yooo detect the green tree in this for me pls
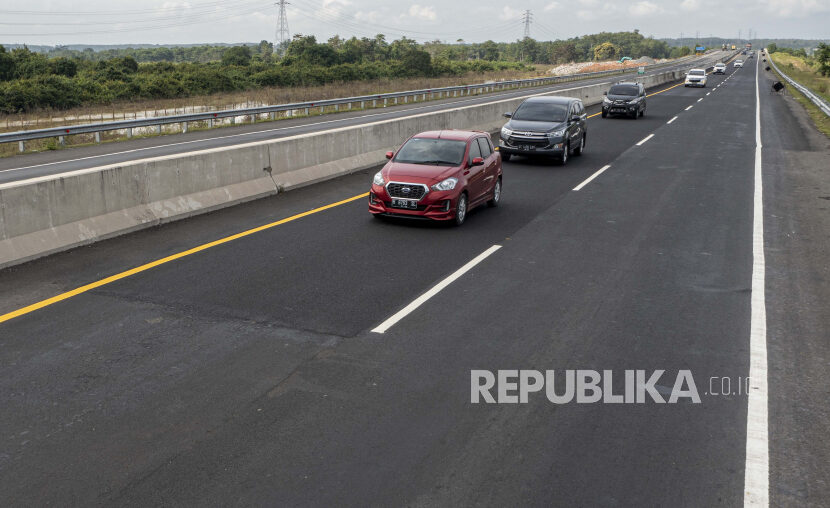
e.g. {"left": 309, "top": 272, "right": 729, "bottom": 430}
{"left": 815, "top": 43, "right": 830, "bottom": 76}
{"left": 0, "top": 45, "right": 15, "bottom": 81}
{"left": 221, "top": 46, "right": 252, "bottom": 66}
{"left": 593, "top": 42, "right": 620, "bottom": 61}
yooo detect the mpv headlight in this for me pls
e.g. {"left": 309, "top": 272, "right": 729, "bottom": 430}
{"left": 373, "top": 171, "right": 385, "bottom": 186}
{"left": 501, "top": 126, "right": 513, "bottom": 138}
{"left": 431, "top": 177, "right": 458, "bottom": 191}
{"left": 549, "top": 129, "right": 566, "bottom": 138}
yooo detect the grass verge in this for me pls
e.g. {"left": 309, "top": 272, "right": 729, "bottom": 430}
{"left": 768, "top": 54, "right": 830, "bottom": 139}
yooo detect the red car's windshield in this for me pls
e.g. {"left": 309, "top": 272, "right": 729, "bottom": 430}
{"left": 394, "top": 138, "right": 467, "bottom": 166}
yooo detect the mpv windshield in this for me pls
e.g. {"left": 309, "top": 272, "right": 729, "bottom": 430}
{"left": 609, "top": 85, "right": 639, "bottom": 96}
{"left": 513, "top": 102, "right": 568, "bottom": 122}
{"left": 689, "top": 70, "right": 705, "bottom": 76}
{"left": 394, "top": 138, "right": 467, "bottom": 165}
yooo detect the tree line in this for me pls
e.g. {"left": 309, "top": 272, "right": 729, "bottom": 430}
{"left": 0, "top": 31, "right": 681, "bottom": 114}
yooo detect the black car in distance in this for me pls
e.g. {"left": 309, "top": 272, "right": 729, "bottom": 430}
{"left": 601, "top": 82, "right": 647, "bottom": 119}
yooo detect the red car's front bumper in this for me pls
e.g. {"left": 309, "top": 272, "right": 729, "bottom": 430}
{"left": 368, "top": 184, "right": 459, "bottom": 221}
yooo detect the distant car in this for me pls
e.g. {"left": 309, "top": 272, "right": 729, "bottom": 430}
{"left": 713, "top": 63, "right": 727, "bottom": 74}
{"left": 601, "top": 82, "right": 647, "bottom": 119}
{"left": 499, "top": 96, "right": 587, "bottom": 165}
{"left": 369, "top": 130, "right": 502, "bottom": 225}
{"left": 734, "top": 60, "right": 744, "bottom": 68}
{"left": 684, "top": 69, "right": 708, "bottom": 87}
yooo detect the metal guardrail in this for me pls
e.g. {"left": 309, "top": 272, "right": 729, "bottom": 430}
{"left": 767, "top": 52, "right": 830, "bottom": 117}
{"left": 0, "top": 53, "right": 714, "bottom": 151}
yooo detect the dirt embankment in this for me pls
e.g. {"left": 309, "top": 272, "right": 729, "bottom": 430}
{"left": 548, "top": 56, "right": 667, "bottom": 76}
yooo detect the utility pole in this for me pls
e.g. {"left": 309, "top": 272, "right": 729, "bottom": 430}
{"left": 275, "top": 0, "right": 290, "bottom": 53}
{"left": 522, "top": 10, "right": 532, "bottom": 39}
{"left": 738, "top": 29, "right": 742, "bottom": 42}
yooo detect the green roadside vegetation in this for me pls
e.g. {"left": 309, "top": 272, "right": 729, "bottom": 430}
{"left": 0, "top": 31, "right": 685, "bottom": 114}
{"left": 768, "top": 44, "right": 830, "bottom": 138}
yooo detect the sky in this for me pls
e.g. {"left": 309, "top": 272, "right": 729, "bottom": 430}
{"left": 0, "top": 0, "right": 828, "bottom": 47}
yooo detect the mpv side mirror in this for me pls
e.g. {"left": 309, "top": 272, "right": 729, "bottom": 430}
{"left": 385, "top": 151, "right": 394, "bottom": 159}
{"left": 471, "top": 157, "right": 484, "bottom": 166}
{"left": 571, "top": 115, "right": 581, "bottom": 123}
{"left": 503, "top": 112, "right": 512, "bottom": 118}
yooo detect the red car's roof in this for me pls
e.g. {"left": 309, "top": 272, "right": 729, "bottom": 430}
{"left": 411, "top": 130, "right": 483, "bottom": 141}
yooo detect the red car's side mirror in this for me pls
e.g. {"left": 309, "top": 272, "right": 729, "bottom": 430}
{"left": 471, "top": 157, "right": 484, "bottom": 166}
{"left": 385, "top": 151, "right": 394, "bottom": 159}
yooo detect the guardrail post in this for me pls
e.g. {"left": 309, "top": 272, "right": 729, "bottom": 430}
{"left": 18, "top": 141, "right": 24, "bottom": 152}
{"left": 348, "top": 103, "right": 352, "bottom": 110}
{"left": 383, "top": 98, "right": 387, "bottom": 107}
{"left": 59, "top": 135, "right": 66, "bottom": 145}
{"left": 270, "top": 112, "right": 275, "bottom": 120}
{"left": 209, "top": 118, "right": 214, "bottom": 127}
{"left": 156, "top": 125, "right": 162, "bottom": 134}
{"left": 304, "top": 107, "right": 309, "bottom": 116}
{"left": 95, "top": 132, "right": 101, "bottom": 143}
{"left": 182, "top": 121, "right": 188, "bottom": 133}
{"left": 372, "top": 99, "right": 377, "bottom": 107}
{"left": 404, "top": 96, "right": 408, "bottom": 103}
{"left": 423, "top": 93, "right": 427, "bottom": 100}
{"left": 360, "top": 101, "right": 365, "bottom": 109}
{"left": 125, "top": 129, "right": 131, "bottom": 139}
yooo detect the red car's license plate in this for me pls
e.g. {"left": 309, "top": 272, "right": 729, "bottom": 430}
{"left": 391, "top": 199, "right": 417, "bottom": 209}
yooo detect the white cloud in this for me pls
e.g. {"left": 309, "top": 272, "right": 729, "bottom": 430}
{"left": 544, "top": 2, "right": 561, "bottom": 11}
{"left": 354, "top": 10, "right": 383, "bottom": 23}
{"left": 406, "top": 4, "right": 437, "bottom": 21}
{"left": 500, "top": 6, "right": 523, "bottom": 20}
{"left": 680, "top": 0, "right": 701, "bottom": 11}
{"left": 760, "top": 0, "right": 830, "bottom": 17}
{"left": 629, "top": 1, "right": 661, "bottom": 16}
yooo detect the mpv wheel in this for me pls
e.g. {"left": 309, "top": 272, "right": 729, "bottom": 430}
{"left": 559, "top": 143, "right": 569, "bottom": 165}
{"left": 574, "top": 135, "right": 585, "bottom": 156}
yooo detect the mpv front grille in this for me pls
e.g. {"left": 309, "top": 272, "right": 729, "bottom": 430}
{"left": 508, "top": 136, "right": 549, "bottom": 147}
{"left": 387, "top": 182, "right": 427, "bottom": 200}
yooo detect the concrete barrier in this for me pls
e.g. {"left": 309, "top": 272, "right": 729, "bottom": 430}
{"left": 0, "top": 69, "right": 687, "bottom": 269}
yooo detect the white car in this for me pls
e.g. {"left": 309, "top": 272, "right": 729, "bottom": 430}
{"left": 734, "top": 60, "right": 744, "bottom": 68}
{"left": 684, "top": 69, "right": 708, "bottom": 87}
{"left": 713, "top": 63, "right": 726, "bottom": 74}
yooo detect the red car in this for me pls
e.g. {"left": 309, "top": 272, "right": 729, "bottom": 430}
{"left": 369, "top": 130, "right": 502, "bottom": 226}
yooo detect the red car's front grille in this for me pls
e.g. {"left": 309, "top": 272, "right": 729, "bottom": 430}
{"left": 387, "top": 183, "right": 427, "bottom": 200}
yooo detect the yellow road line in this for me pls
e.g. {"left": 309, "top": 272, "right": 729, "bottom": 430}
{"left": 0, "top": 192, "right": 370, "bottom": 325}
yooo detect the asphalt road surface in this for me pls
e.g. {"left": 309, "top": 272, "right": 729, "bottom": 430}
{"left": 1, "top": 55, "right": 828, "bottom": 506}
{"left": 0, "top": 53, "right": 723, "bottom": 184}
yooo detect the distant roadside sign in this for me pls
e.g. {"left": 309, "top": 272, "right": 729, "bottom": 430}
{"left": 695, "top": 46, "right": 705, "bottom": 51}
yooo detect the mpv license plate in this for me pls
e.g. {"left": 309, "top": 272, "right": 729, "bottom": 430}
{"left": 391, "top": 198, "right": 417, "bottom": 209}
{"left": 520, "top": 145, "right": 534, "bottom": 151}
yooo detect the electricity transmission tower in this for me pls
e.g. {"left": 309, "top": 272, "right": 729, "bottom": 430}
{"left": 275, "top": 0, "right": 290, "bottom": 51}
{"left": 522, "top": 10, "right": 532, "bottom": 38}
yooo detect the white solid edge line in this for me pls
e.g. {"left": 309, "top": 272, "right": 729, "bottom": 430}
{"left": 706, "top": 92, "right": 711, "bottom": 96}
{"left": 685, "top": 105, "right": 694, "bottom": 111}
{"left": 667, "top": 116, "right": 678, "bottom": 124}
{"left": 573, "top": 164, "right": 611, "bottom": 191}
{"left": 744, "top": 54, "right": 769, "bottom": 507}
{"left": 371, "top": 245, "right": 502, "bottom": 334}
{"left": 636, "top": 133, "right": 654, "bottom": 146}
{"left": 698, "top": 98, "right": 704, "bottom": 102}
{"left": 0, "top": 81, "right": 609, "bottom": 190}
